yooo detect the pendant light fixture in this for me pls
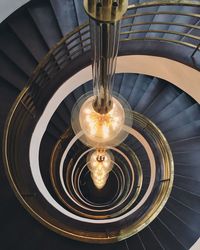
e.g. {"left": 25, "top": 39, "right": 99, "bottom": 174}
{"left": 71, "top": 0, "right": 131, "bottom": 189}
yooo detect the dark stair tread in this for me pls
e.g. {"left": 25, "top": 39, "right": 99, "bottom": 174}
{"left": 174, "top": 175, "right": 200, "bottom": 196}
{"left": 139, "top": 226, "right": 164, "bottom": 250}
{"left": 113, "top": 74, "right": 125, "bottom": 96}
{"left": 55, "top": 103, "right": 71, "bottom": 127}
{"left": 165, "top": 120, "right": 200, "bottom": 142}
{"left": 127, "top": 234, "right": 146, "bottom": 250}
{"left": 158, "top": 103, "right": 200, "bottom": 132}
{"left": 0, "top": 51, "right": 28, "bottom": 89}
{"left": 134, "top": 77, "right": 163, "bottom": 113}
{"left": 171, "top": 187, "right": 200, "bottom": 214}
{"left": 0, "top": 79, "right": 20, "bottom": 145}
{"left": 129, "top": 5, "right": 160, "bottom": 39}
{"left": 50, "top": 112, "right": 67, "bottom": 133}
{"left": 83, "top": 80, "right": 92, "bottom": 95}
{"left": 144, "top": 85, "right": 180, "bottom": 119}
{"left": 150, "top": 217, "right": 186, "bottom": 250}
{"left": 73, "top": 85, "right": 86, "bottom": 101}
{"left": 28, "top": 1, "right": 62, "bottom": 48}
{"left": 170, "top": 136, "right": 200, "bottom": 152}
{"left": 119, "top": 73, "right": 138, "bottom": 101}
{"left": 147, "top": 6, "right": 181, "bottom": 39}
{"left": 128, "top": 74, "right": 152, "bottom": 109}
{"left": 173, "top": 151, "right": 200, "bottom": 169}
{"left": 46, "top": 121, "right": 63, "bottom": 139}
{"left": 0, "top": 26, "right": 37, "bottom": 76}
{"left": 159, "top": 206, "right": 199, "bottom": 248}
{"left": 182, "top": 19, "right": 200, "bottom": 45}
{"left": 8, "top": 12, "right": 48, "bottom": 61}
{"left": 164, "top": 6, "right": 200, "bottom": 40}
{"left": 50, "top": 0, "right": 80, "bottom": 36}
{"left": 166, "top": 196, "right": 200, "bottom": 233}
{"left": 174, "top": 163, "right": 200, "bottom": 182}
{"left": 73, "top": 0, "right": 88, "bottom": 26}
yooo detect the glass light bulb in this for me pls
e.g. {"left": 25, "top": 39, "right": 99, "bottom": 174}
{"left": 79, "top": 97, "right": 125, "bottom": 145}
{"left": 71, "top": 94, "right": 133, "bottom": 148}
{"left": 87, "top": 150, "right": 114, "bottom": 189}
{"left": 92, "top": 178, "right": 107, "bottom": 190}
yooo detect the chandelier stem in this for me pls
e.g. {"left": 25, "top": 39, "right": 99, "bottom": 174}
{"left": 90, "top": 19, "right": 120, "bottom": 113}
{"left": 84, "top": 0, "right": 128, "bottom": 114}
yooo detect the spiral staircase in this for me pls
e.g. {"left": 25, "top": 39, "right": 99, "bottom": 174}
{"left": 0, "top": 0, "right": 200, "bottom": 249}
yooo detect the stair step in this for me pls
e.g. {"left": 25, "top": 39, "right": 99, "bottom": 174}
{"left": 0, "top": 25, "right": 37, "bottom": 76}
{"left": 174, "top": 164, "right": 200, "bottom": 182}
{"left": 126, "top": 234, "right": 146, "bottom": 250}
{"left": 0, "top": 51, "right": 28, "bottom": 89}
{"left": 159, "top": 206, "right": 198, "bottom": 249}
{"left": 146, "top": 6, "right": 181, "bottom": 39}
{"left": 144, "top": 85, "right": 180, "bottom": 118}
{"left": 128, "top": 74, "right": 151, "bottom": 109}
{"left": 170, "top": 136, "right": 200, "bottom": 152}
{"left": 163, "top": 6, "right": 200, "bottom": 41}
{"left": 134, "top": 78, "right": 163, "bottom": 113}
{"left": 139, "top": 226, "right": 164, "bottom": 250}
{"left": 166, "top": 198, "right": 200, "bottom": 233}
{"left": 50, "top": 0, "right": 80, "bottom": 36}
{"left": 8, "top": 12, "right": 48, "bottom": 61}
{"left": 174, "top": 175, "right": 200, "bottom": 196}
{"left": 119, "top": 73, "right": 138, "bottom": 101}
{"left": 28, "top": 1, "right": 62, "bottom": 48}
{"left": 150, "top": 217, "right": 186, "bottom": 250}
{"left": 165, "top": 120, "right": 200, "bottom": 142}
{"left": 171, "top": 187, "right": 200, "bottom": 213}
{"left": 158, "top": 104, "right": 200, "bottom": 132}
{"left": 73, "top": 0, "right": 88, "bottom": 26}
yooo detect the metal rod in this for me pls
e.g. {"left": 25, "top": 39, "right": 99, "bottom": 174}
{"left": 84, "top": 0, "right": 128, "bottom": 114}
{"left": 128, "top": 0, "right": 200, "bottom": 10}
{"left": 90, "top": 19, "right": 121, "bottom": 113}
{"left": 121, "top": 29, "right": 200, "bottom": 40}
{"left": 123, "top": 11, "right": 200, "bottom": 20}
{"left": 125, "top": 239, "right": 130, "bottom": 250}
{"left": 191, "top": 42, "right": 200, "bottom": 58}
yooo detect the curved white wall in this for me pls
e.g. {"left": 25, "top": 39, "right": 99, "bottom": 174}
{"left": 116, "top": 55, "right": 200, "bottom": 103}
{"left": 0, "top": 0, "right": 30, "bottom": 23}
{"left": 0, "top": 1, "right": 199, "bottom": 248}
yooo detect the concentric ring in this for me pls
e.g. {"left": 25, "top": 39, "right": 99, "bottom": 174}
{"left": 3, "top": 67, "right": 174, "bottom": 243}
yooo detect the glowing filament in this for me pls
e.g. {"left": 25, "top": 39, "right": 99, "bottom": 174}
{"left": 79, "top": 97, "right": 125, "bottom": 145}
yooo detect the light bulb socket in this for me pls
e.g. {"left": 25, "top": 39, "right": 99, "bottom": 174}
{"left": 84, "top": 0, "right": 128, "bottom": 23}
{"left": 92, "top": 97, "right": 113, "bottom": 114}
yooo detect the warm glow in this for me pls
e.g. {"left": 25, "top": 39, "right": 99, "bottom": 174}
{"left": 79, "top": 97, "right": 125, "bottom": 145}
{"left": 88, "top": 149, "right": 113, "bottom": 189}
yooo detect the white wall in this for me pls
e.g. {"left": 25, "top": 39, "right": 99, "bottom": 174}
{"left": 0, "top": 1, "right": 199, "bottom": 248}
{"left": 0, "top": 0, "right": 30, "bottom": 23}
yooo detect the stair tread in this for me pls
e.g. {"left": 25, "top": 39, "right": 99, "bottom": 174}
{"left": 144, "top": 85, "right": 180, "bottom": 118}
{"left": 0, "top": 51, "right": 28, "bottom": 89}
{"left": 50, "top": 0, "right": 80, "bottom": 36}
{"left": 0, "top": 26, "right": 37, "bottom": 76}
{"left": 28, "top": 1, "right": 62, "bottom": 48}
{"left": 159, "top": 206, "right": 199, "bottom": 248}
{"left": 150, "top": 217, "right": 186, "bottom": 250}
{"left": 8, "top": 12, "right": 48, "bottom": 61}
{"left": 165, "top": 200, "right": 200, "bottom": 233}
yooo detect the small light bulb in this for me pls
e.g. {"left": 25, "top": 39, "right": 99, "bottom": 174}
{"left": 87, "top": 150, "right": 114, "bottom": 189}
